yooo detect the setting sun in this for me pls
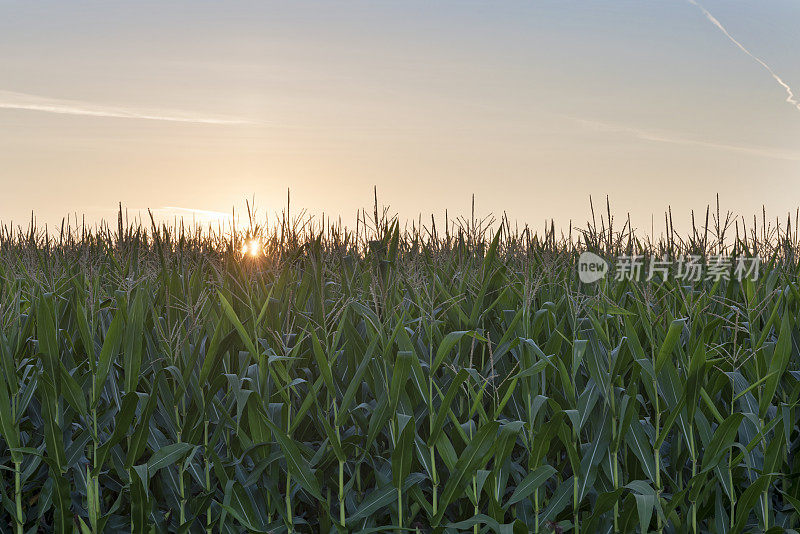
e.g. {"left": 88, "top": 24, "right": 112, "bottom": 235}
{"left": 241, "top": 239, "right": 261, "bottom": 257}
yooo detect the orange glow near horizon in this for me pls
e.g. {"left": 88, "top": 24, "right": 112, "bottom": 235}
{"left": 241, "top": 240, "right": 261, "bottom": 257}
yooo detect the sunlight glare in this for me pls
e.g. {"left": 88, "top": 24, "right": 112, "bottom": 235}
{"left": 241, "top": 239, "right": 261, "bottom": 257}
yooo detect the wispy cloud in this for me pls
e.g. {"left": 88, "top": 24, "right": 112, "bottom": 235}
{"left": 687, "top": 0, "right": 800, "bottom": 113}
{"left": 572, "top": 117, "right": 800, "bottom": 161}
{"left": 0, "top": 90, "right": 257, "bottom": 124}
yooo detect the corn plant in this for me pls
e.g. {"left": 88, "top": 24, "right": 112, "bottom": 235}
{"left": 0, "top": 201, "right": 798, "bottom": 532}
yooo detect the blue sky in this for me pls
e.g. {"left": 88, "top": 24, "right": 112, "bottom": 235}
{"left": 1, "top": 1, "right": 798, "bottom": 232}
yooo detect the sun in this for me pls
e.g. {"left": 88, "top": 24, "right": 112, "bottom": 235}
{"left": 241, "top": 239, "right": 261, "bottom": 257}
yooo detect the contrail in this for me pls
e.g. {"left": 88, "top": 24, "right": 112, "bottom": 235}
{"left": 0, "top": 90, "right": 257, "bottom": 124}
{"left": 687, "top": 0, "right": 800, "bottom": 113}
{"left": 571, "top": 117, "right": 800, "bottom": 161}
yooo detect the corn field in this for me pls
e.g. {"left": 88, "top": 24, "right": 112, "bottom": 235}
{"left": 0, "top": 202, "right": 798, "bottom": 533}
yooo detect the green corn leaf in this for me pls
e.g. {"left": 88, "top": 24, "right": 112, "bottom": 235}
{"left": 311, "top": 330, "right": 335, "bottom": 394}
{"left": 389, "top": 351, "right": 413, "bottom": 414}
{"left": 435, "top": 421, "right": 499, "bottom": 525}
{"left": 655, "top": 318, "right": 685, "bottom": 372}
{"left": 759, "top": 313, "right": 792, "bottom": 419}
{"left": 217, "top": 291, "right": 258, "bottom": 359}
{"left": 732, "top": 475, "right": 771, "bottom": 534}
{"left": 391, "top": 415, "right": 415, "bottom": 489}
{"left": 702, "top": 413, "right": 744, "bottom": 472}
{"left": 427, "top": 369, "right": 469, "bottom": 447}
{"left": 685, "top": 341, "right": 706, "bottom": 422}
{"left": 94, "top": 310, "right": 124, "bottom": 406}
{"left": 432, "top": 331, "right": 486, "bottom": 373}
{"left": 261, "top": 412, "right": 323, "bottom": 501}
{"left": 58, "top": 361, "right": 86, "bottom": 416}
{"left": 504, "top": 464, "right": 556, "bottom": 507}
{"left": 147, "top": 442, "right": 195, "bottom": 474}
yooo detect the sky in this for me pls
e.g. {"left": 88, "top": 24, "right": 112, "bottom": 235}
{"left": 1, "top": 0, "right": 799, "bottom": 234}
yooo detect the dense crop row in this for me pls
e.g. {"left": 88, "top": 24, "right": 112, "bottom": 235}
{"left": 0, "top": 206, "right": 798, "bottom": 532}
